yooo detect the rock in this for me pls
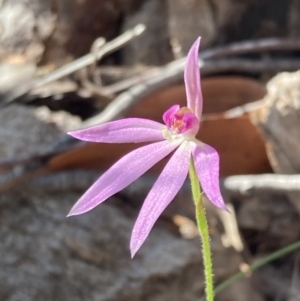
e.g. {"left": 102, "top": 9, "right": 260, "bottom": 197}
{"left": 250, "top": 71, "right": 300, "bottom": 215}
{"left": 237, "top": 194, "right": 300, "bottom": 252}
{"left": 251, "top": 72, "right": 300, "bottom": 174}
{"left": 216, "top": 277, "right": 266, "bottom": 301}
{"left": 0, "top": 62, "right": 36, "bottom": 95}
{"left": 0, "top": 0, "right": 55, "bottom": 62}
{"left": 0, "top": 105, "right": 64, "bottom": 164}
{"left": 253, "top": 262, "right": 300, "bottom": 301}
{"left": 34, "top": 106, "right": 82, "bottom": 132}
{"left": 0, "top": 188, "right": 241, "bottom": 301}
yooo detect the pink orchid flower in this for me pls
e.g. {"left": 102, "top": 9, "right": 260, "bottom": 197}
{"left": 68, "top": 37, "right": 227, "bottom": 257}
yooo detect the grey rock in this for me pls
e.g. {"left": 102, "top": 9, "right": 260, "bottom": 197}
{"left": 0, "top": 0, "right": 55, "bottom": 62}
{"left": 0, "top": 63, "right": 36, "bottom": 95}
{"left": 237, "top": 194, "right": 300, "bottom": 251}
{"left": 0, "top": 191, "right": 205, "bottom": 301}
{"left": 0, "top": 105, "right": 64, "bottom": 164}
{"left": 251, "top": 71, "right": 300, "bottom": 216}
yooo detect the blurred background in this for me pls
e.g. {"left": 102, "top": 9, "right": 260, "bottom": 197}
{"left": 1, "top": 0, "right": 300, "bottom": 300}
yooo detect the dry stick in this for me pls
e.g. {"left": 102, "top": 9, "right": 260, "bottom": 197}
{"left": 3, "top": 37, "right": 298, "bottom": 106}
{"left": 222, "top": 174, "right": 300, "bottom": 197}
{"left": 37, "top": 37, "right": 300, "bottom": 95}
{"left": 1, "top": 24, "right": 146, "bottom": 105}
{"left": 100, "top": 38, "right": 300, "bottom": 95}
{"left": 217, "top": 203, "right": 245, "bottom": 252}
{"left": 34, "top": 25, "right": 145, "bottom": 88}
{"left": 101, "top": 57, "right": 300, "bottom": 95}
{"left": 82, "top": 57, "right": 186, "bottom": 127}
{"left": 55, "top": 56, "right": 300, "bottom": 148}
{"left": 28, "top": 38, "right": 300, "bottom": 94}
{"left": 86, "top": 38, "right": 300, "bottom": 126}
{"left": 3, "top": 37, "right": 299, "bottom": 106}
{"left": 37, "top": 38, "right": 300, "bottom": 100}
{"left": 200, "top": 38, "right": 300, "bottom": 60}
{"left": 100, "top": 67, "right": 162, "bottom": 95}
{"left": 81, "top": 58, "right": 300, "bottom": 127}
{"left": 202, "top": 58, "right": 300, "bottom": 74}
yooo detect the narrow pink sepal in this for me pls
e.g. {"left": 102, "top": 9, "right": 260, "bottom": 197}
{"left": 67, "top": 140, "right": 179, "bottom": 217}
{"left": 130, "top": 142, "right": 192, "bottom": 257}
{"left": 193, "top": 143, "right": 228, "bottom": 211}
{"left": 184, "top": 37, "right": 203, "bottom": 119}
{"left": 68, "top": 118, "right": 165, "bottom": 144}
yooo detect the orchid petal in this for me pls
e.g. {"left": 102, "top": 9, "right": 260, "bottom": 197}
{"left": 130, "top": 141, "right": 192, "bottom": 257}
{"left": 181, "top": 112, "right": 200, "bottom": 136}
{"left": 68, "top": 118, "right": 165, "bottom": 143}
{"left": 162, "top": 104, "right": 180, "bottom": 125}
{"left": 184, "top": 37, "right": 203, "bottom": 119}
{"left": 67, "top": 140, "right": 179, "bottom": 216}
{"left": 193, "top": 143, "right": 228, "bottom": 210}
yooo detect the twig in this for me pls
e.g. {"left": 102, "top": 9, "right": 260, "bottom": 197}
{"left": 222, "top": 100, "right": 265, "bottom": 118}
{"left": 217, "top": 203, "right": 244, "bottom": 252}
{"left": 202, "top": 58, "right": 300, "bottom": 74}
{"left": 102, "top": 57, "right": 300, "bottom": 95}
{"left": 222, "top": 174, "right": 300, "bottom": 197}
{"left": 201, "top": 38, "right": 300, "bottom": 60}
{"left": 34, "top": 24, "right": 145, "bottom": 88}
{"left": 31, "top": 37, "right": 300, "bottom": 95}
{"left": 82, "top": 58, "right": 300, "bottom": 127}
{"left": 1, "top": 24, "right": 146, "bottom": 105}
{"left": 79, "top": 68, "right": 114, "bottom": 104}
{"left": 100, "top": 67, "right": 161, "bottom": 95}
{"left": 82, "top": 57, "right": 185, "bottom": 127}
{"left": 98, "top": 37, "right": 300, "bottom": 111}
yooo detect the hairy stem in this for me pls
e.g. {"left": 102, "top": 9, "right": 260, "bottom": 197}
{"left": 189, "top": 158, "right": 214, "bottom": 301}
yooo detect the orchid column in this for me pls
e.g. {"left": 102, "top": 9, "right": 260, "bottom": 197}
{"left": 68, "top": 37, "right": 228, "bottom": 301}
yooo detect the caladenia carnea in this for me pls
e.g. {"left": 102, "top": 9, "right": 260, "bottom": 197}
{"left": 68, "top": 37, "right": 229, "bottom": 301}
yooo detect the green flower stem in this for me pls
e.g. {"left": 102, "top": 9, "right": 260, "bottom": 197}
{"left": 189, "top": 158, "right": 214, "bottom": 301}
{"left": 199, "top": 240, "right": 300, "bottom": 301}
